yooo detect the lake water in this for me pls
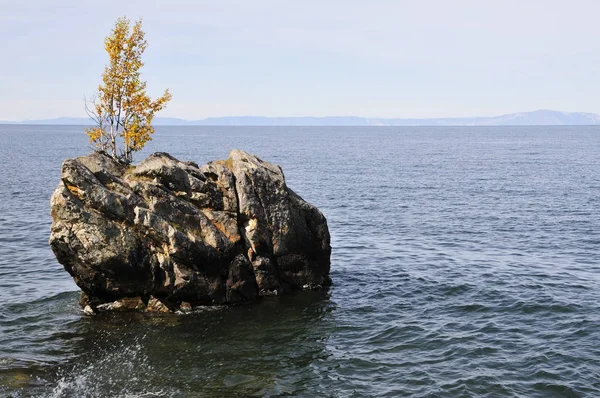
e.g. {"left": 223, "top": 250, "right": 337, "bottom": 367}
{"left": 0, "top": 125, "right": 599, "bottom": 397}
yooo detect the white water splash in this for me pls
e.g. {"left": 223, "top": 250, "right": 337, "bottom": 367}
{"left": 48, "top": 338, "right": 175, "bottom": 398}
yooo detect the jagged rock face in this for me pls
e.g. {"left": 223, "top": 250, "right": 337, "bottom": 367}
{"left": 49, "top": 150, "right": 331, "bottom": 313}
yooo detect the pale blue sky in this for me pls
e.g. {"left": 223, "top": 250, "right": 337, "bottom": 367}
{"left": 1, "top": 0, "right": 599, "bottom": 120}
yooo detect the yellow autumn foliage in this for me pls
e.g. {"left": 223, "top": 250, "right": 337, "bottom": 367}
{"left": 85, "top": 17, "right": 171, "bottom": 163}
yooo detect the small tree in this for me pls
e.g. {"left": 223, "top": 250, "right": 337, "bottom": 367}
{"left": 85, "top": 17, "right": 172, "bottom": 164}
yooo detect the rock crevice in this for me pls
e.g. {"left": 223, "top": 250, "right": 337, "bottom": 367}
{"left": 50, "top": 150, "right": 331, "bottom": 313}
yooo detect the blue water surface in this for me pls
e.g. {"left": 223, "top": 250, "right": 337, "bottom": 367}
{"left": 0, "top": 125, "right": 599, "bottom": 397}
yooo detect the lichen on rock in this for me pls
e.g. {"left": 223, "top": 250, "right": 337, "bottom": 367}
{"left": 49, "top": 150, "right": 331, "bottom": 313}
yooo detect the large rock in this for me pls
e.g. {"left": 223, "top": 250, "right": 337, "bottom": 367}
{"left": 49, "top": 150, "right": 331, "bottom": 313}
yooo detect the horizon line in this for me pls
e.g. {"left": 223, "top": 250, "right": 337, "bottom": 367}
{"left": 2, "top": 109, "right": 600, "bottom": 127}
{"left": 3, "top": 108, "right": 600, "bottom": 123}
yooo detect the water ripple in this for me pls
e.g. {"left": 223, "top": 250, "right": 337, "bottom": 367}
{"left": 1, "top": 126, "right": 600, "bottom": 396}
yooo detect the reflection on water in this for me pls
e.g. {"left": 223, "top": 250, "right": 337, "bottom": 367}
{"left": 2, "top": 290, "right": 335, "bottom": 397}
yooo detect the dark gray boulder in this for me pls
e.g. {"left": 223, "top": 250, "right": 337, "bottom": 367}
{"left": 49, "top": 150, "right": 331, "bottom": 313}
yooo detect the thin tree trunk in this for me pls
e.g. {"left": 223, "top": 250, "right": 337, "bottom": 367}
{"left": 110, "top": 124, "right": 116, "bottom": 158}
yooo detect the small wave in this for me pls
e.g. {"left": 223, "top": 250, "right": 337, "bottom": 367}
{"left": 510, "top": 301, "right": 580, "bottom": 314}
{"left": 47, "top": 338, "right": 176, "bottom": 398}
{"left": 454, "top": 303, "right": 489, "bottom": 312}
{"left": 530, "top": 381, "right": 581, "bottom": 396}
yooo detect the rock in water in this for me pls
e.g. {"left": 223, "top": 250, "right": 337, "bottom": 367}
{"left": 49, "top": 150, "right": 331, "bottom": 313}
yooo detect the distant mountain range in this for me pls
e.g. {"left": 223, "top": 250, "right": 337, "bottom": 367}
{"left": 3, "top": 110, "right": 600, "bottom": 126}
